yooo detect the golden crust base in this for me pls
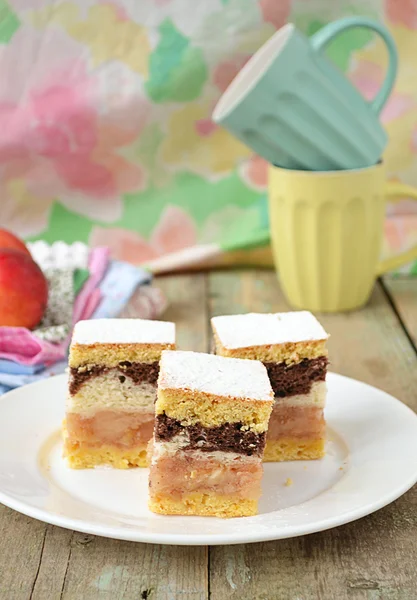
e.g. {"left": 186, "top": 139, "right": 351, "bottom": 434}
{"left": 148, "top": 493, "right": 257, "bottom": 518}
{"left": 63, "top": 440, "right": 148, "bottom": 469}
{"left": 263, "top": 438, "right": 325, "bottom": 462}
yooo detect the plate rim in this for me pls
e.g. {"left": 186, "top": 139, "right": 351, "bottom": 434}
{"left": 0, "top": 372, "right": 416, "bottom": 546}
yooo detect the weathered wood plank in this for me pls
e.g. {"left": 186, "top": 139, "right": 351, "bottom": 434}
{"left": 0, "top": 507, "right": 47, "bottom": 600}
{"left": 59, "top": 274, "right": 209, "bottom": 600}
{"left": 60, "top": 539, "right": 208, "bottom": 600}
{"left": 208, "top": 270, "right": 417, "bottom": 600}
{"left": 158, "top": 274, "right": 209, "bottom": 353}
{"left": 31, "top": 526, "right": 73, "bottom": 600}
{"left": 383, "top": 278, "right": 417, "bottom": 347}
{"left": 0, "top": 510, "right": 73, "bottom": 600}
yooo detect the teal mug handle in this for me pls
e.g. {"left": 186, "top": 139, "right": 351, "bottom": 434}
{"left": 310, "top": 16, "right": 398, "bottom": 115}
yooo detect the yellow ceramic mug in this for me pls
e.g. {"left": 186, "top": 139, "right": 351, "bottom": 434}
{"left": 268, "top": 162, "right": 417, "bottom": 312}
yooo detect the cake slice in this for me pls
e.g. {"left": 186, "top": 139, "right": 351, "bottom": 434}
{"left": 148, "top": 350, "right": 274, "bottom": 518}
{"left": 211, "top": 312, "right": 329, "bottom": 462}
{"left": 64, "top": 318, "right": 175, "bottom": 468}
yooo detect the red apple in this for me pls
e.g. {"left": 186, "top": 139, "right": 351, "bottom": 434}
{"left": 0, "top": 229, "right": 31, "bottom": 257}
{"left": 0, "top": 249, "right": 48, "bottom": 328}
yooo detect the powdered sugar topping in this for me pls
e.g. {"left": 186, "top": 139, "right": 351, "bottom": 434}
{"left": 159, "top": 350, "right": 273, "bottom": 402}
{"left": 72, "top": 318, "right": 175, "bottom": 345}
{"left": 211, "top": 312, "right": 328, "bottom": 349}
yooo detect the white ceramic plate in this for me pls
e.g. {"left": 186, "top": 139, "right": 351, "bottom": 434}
{"left": 0, "top": 373, "right": 416, "bottom": 546}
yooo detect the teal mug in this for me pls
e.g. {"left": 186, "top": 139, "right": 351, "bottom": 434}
{"left": 212, "top": 17, "right": 397, "bottom": 171}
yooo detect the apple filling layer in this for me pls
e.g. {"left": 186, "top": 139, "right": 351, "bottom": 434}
{"left": 150, "top": 452, "right": 263, "bottom": 500}
{"left": 66, "top": 410, "right": 155, "bottom": 448}
{"left": 267, "top": 404, "right": 325, "bottom": 441}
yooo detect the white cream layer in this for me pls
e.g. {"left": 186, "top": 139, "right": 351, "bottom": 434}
{"left": 67, "top": 370, "right": 157, "bottom": 415}
{"left": 151, "top": 437, "right": 259, "bottom": 465}
{"left": 275, "top": 381, "right": 326, "bottom": 408}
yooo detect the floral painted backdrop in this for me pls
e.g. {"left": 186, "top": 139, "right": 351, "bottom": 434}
{"left": 1, "top": 0, "right": 417, "bottom": 273}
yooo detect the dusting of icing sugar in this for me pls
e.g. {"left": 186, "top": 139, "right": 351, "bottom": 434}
{"left": 211, "top": 311, "right": 328, "bottom": 349}
{"left": 158, "top": 350, "right": 273, "bottom": 402}
{"left": 72, "top": 318, "right": 175, "bottom": 345}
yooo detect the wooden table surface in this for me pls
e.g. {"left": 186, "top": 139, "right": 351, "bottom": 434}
{"left": 1, "top": 270, "right": 416, "bottom": 600}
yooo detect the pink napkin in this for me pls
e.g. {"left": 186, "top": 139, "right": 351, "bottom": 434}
{"left": 0, "top": 329, "right": 64, "bottom": 365}
{"left": 72, "top": 247, "right": 109, "bottom": 324}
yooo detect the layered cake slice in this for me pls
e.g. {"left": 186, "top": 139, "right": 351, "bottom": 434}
{"left": 211, "top": 312, "right": 329, "bottom": 462}
{"left": 64, "top": 318, "right": 175, "bottom": 468}
{"left": 148, "top": 350, "right": 273, "bottom": 517}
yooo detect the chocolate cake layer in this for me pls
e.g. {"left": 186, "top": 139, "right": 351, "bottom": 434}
{"left": 155, "top": 413, "right": 266, "bottom": 456}
{"left": 118, "top": 361, "right": 159, "bottom": 385}
{"left": 264, "top": 356, "right": 328, "bottom": 397}
{"left": 69, "top": 361, "right": 159, "bottom": 394}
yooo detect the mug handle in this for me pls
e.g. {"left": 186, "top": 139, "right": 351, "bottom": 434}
{"left": 310, "top": 16, "right": 398, "bottom": 115}
{"left": 376, "top": 182, "right": 417, "bottom": 275}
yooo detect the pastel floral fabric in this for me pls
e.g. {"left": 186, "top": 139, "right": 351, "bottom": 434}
{"left": 1, "top": 0, "right": 417, "bottom": 274}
